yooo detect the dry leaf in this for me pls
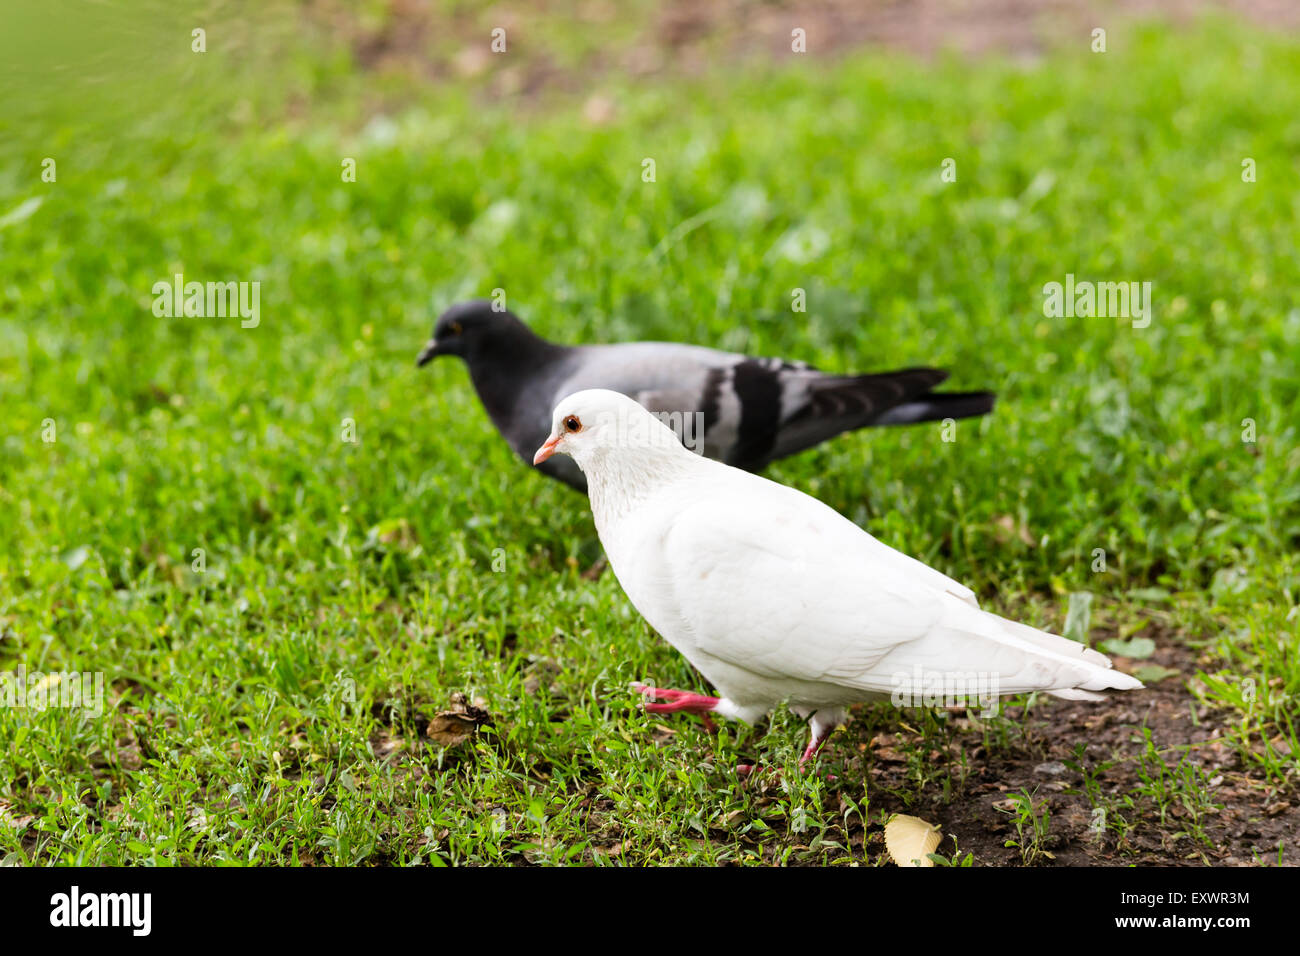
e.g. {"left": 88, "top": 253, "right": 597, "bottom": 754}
{"left": 885, "top": 814, "right": 942, "bottom": 867}
{"left": 425, "top": 692, "right": 492, "bottom": 747}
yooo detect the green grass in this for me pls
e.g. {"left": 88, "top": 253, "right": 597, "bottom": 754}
{"left": 0, "top": 8, "right": 1297, "bottom": 865}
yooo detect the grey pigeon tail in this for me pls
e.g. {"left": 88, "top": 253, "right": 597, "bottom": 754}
{"left": 416, "top": 299, "right": 996, "bottom": 492}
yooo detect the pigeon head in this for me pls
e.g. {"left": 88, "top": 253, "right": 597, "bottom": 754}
{"left": 533, "top": 389, "right": 689, "bottom": 476}
{"left": 415, "top": 300, "right": 537, "bottom": 366}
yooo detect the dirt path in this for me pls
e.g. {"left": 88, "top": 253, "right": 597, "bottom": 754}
{"left": 324, "top": 0, "right": 1300, "bottom": 97}
{"left": 759, "top": 635, "right": 1298, "bottom": 865}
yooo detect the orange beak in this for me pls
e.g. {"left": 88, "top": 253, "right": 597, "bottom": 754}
{"left": 533, "top": 434, "right": 562, "bottom": 465}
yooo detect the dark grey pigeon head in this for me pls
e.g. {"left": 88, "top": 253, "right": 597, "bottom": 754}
{"left": 415, "top": 300, "right": 543, "bottom": 366}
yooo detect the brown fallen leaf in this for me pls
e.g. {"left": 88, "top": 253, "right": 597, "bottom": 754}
{"left": 425, "top": 692, "right": 492, "bottom": 747}
{"left": 0, "top": 802, "right": 35, "bottom": 831}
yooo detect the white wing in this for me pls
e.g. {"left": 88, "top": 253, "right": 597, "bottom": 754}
{"left": 614, "top": 463, "right": 1136, "bottom": 699}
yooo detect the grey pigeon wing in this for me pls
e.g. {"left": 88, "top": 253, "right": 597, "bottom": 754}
{"left": 762, "top": 367, "right": 951, "bottom": 463}
{"left": 551, "top": 343, "right": 746, "bottom": 458}
{"left": 540, "top": 341, "right": 966, "bottom": 474}
{"left": 549, "top": 344, "right": 927, "bottom": 470}
{"left": 558, "top": 342, "right": 736, "bottom": 392}
{"left": 630, "top": 386, "right": 740, "bottom": 461}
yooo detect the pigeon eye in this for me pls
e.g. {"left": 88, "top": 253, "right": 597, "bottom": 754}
{"left": 448, "top": 321, "right": 463, "bottom": 336}
{"left": 563, "top": 416, "right": 582, "bottom": 433}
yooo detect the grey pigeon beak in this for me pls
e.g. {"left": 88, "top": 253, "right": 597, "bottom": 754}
{"left": 415, "top": 338, "right": 441, "bottom": 367}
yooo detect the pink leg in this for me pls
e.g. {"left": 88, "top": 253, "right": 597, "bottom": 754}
{"left": 632, "top": 682, "right": 721, "bottom": 716}
{"left": 797, "top": 711, "right": 842, "bottom": 776}
{"left": 800, "top": 727, "right": 834, "bottom": 766}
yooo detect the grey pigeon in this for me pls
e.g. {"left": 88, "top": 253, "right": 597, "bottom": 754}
{"left": 416, "top": 300, "right": 995, "bottom": 492}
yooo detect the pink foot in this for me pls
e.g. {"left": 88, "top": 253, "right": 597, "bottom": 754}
{"left": 800, "top": 733, "right": 831, "bottom": 766}
{"left": 631, "top": 682, "right": 721, "bottom": 716}
{"left": 799, "top": 712, "right": 842, "bottom": 768}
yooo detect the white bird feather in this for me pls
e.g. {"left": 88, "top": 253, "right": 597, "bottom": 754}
{"left": 535, "top": 389, "right": 1142, "bottom": 760}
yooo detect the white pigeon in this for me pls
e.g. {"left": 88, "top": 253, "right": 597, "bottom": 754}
{"left": 534, "top": 389, "right": 1142, "bottom": 767}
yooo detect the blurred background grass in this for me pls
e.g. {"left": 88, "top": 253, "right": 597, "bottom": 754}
{"left": 3, "top": 1, "right": 1296, "bottom": 593}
